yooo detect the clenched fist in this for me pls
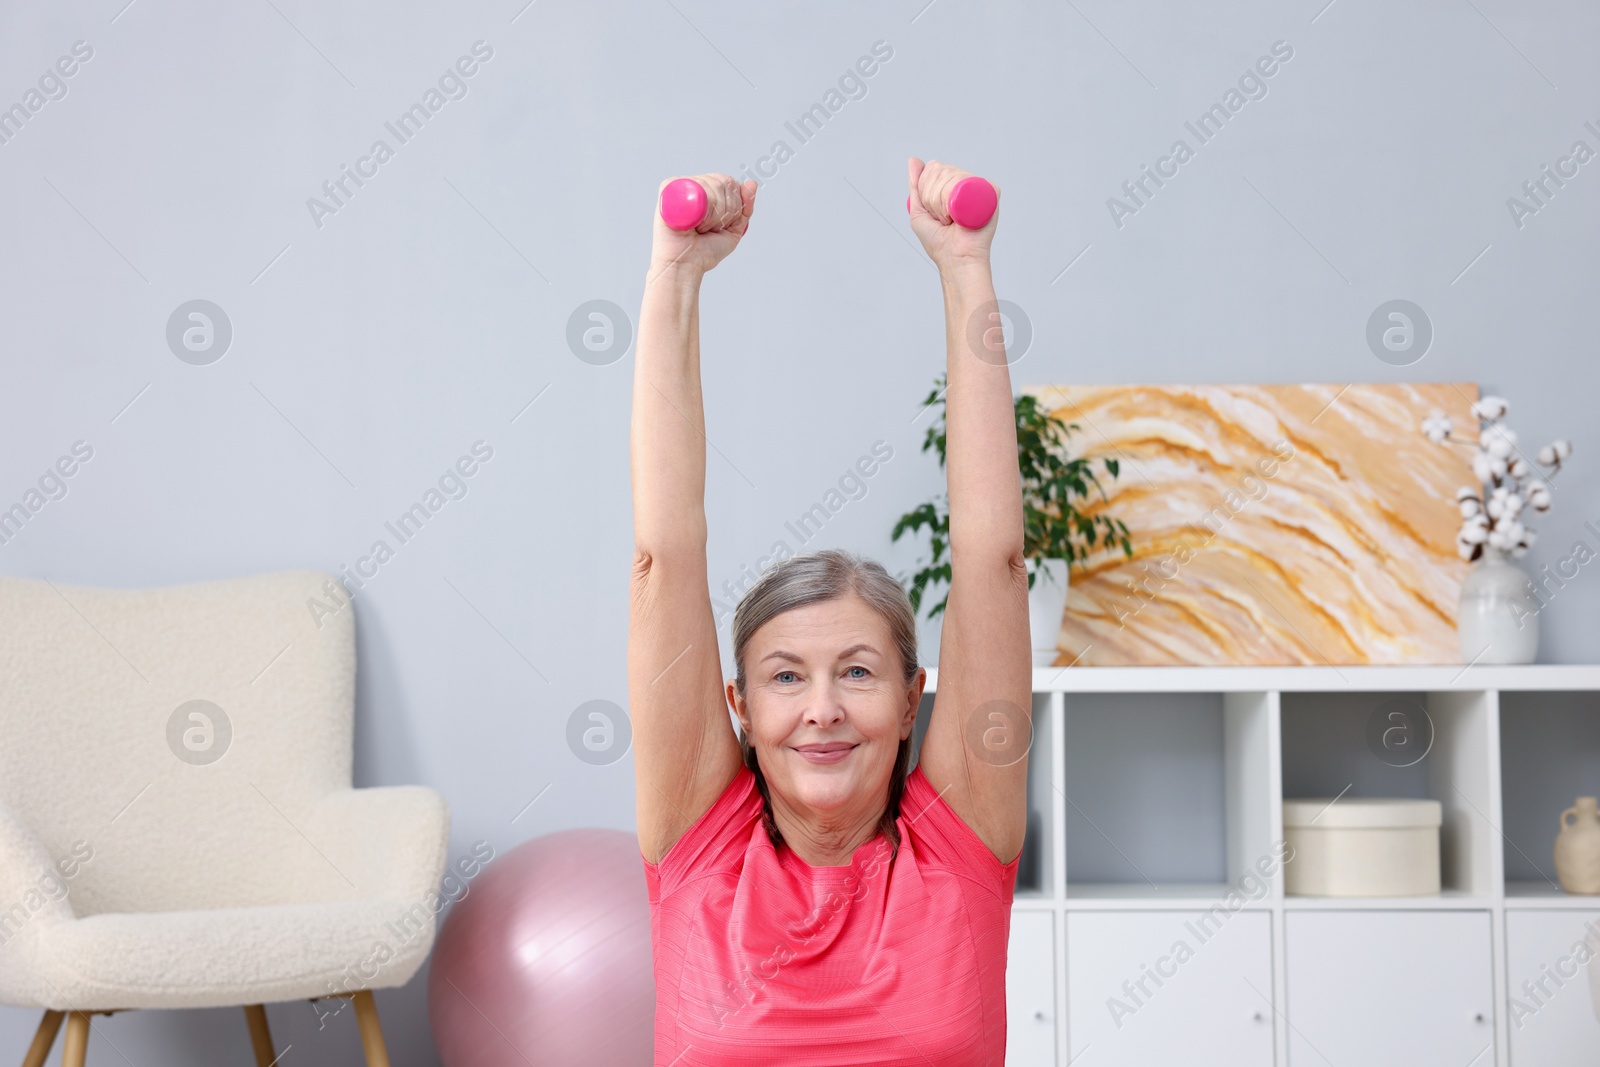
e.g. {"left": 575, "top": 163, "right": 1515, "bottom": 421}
{"left": 907, "top": 157, "right": 998, "bottom": 270}
{"left": 650, "top": 173, "right": 756, "bottom": 276}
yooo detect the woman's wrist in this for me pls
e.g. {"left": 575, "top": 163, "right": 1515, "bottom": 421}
{"left": 938, "top": 257, "right": 994, "bottom": 313}
{"left": 645, "top": 257, "right": 706, "bottom": 289}
{"left": 938, "top": 254, "right": 993, "bottom": 291}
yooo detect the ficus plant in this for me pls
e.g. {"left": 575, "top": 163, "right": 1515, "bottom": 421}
{"left": 891, "top": 373, "right": 1133, "bottom": 621}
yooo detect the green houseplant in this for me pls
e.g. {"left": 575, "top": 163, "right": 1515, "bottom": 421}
{"left": 891, "top": 374, "right": 1132, "bottom": 659}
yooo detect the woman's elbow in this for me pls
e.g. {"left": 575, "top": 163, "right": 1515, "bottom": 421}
{"left": 1007, "top": 550, "right": 1029, "bottom": 586}
{"left": 950, "top": 527, "right": 1027, "bottom": 569}
{"left": 632, "top": 545, "right": 655, "bottom": 581}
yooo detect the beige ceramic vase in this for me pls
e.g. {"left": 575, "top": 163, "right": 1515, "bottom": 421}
{"left": 1554, "top": 796, "right": 1600, "bottom": 894}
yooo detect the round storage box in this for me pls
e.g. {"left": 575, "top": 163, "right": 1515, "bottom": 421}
{"left": 1282, "top": 797, "right": 1442, "bottom": 897}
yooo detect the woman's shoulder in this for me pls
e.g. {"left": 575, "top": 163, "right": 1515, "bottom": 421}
{"left": 642, "top": 762, "right": 761, "bottom": 901}
{"left": 901, "top": 764, "right": 1022, "bottom": 898}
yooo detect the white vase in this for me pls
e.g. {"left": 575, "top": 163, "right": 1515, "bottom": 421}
{"left": 1028, "top": 558, "right": 1071, "bottom": 666}
{"left": 1456, "top": 548, "right": 1539, "bottom": 664}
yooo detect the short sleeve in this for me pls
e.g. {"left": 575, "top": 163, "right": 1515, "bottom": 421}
{"left": 641, "top": 763, "right": 761, "bottom": 903}
{"left": 901, "top": 764, "right": 1023, "bottom": 900}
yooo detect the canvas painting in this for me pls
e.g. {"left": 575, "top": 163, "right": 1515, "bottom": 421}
{"left": 1025, "top": 383, "right": 1481, "bottom": 666}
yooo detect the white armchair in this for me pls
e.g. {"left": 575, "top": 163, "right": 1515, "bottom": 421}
{"left": 0, "top": 569, "right": 449, "bottom": 1067}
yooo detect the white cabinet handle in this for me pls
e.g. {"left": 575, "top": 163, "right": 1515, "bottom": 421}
{"left": 1251, "top": 1010, "right": 1265, "bottom": 1023}
{"left": 1033, "top": 1010, "right": 1053, "bottom": 1022}
{"left": 1472, "top": 1012, "right": 1486, "bottom": 1024}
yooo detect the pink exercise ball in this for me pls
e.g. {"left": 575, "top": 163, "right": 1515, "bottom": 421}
{"left": 428, "top": 828, "right": 655, "bottom": 1067}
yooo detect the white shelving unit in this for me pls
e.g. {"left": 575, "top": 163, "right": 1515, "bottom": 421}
{"left": 917, "top": 665, "right": 1600, "bottom": 1067}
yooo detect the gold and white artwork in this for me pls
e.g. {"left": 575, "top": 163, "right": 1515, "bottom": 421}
{"left": 1026, "top": 383, "right": 1481, "bottom": 666}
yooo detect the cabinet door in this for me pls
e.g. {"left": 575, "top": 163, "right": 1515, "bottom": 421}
{"left": 1066, "top": 910, "right": 1274, "bottom": 1066}
{"left": 1286, "top": 911, "right": 1494, "bottom": 1066}
{"left": 1506, "top": 910, "right": 1600, "bottom": 1065}
{"left": 1007, "top": 910, "right": 1057, "bottom": 1066}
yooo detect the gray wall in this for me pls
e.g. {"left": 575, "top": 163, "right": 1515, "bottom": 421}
{"left": 2, "top": 0, "right": 1597, "bottom": 1062}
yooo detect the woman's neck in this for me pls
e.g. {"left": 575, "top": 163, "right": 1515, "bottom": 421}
{"left": 769, "top": 793, "right": 886, "bottom": 867}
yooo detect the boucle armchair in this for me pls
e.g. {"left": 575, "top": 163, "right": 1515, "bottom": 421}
{"left": 0, "top": 569, "right": 449, "bottom": 1067}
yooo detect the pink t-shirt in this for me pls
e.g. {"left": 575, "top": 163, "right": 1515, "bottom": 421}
{"left": 643, "top": 761, "right": 1022, "bottom": 1066}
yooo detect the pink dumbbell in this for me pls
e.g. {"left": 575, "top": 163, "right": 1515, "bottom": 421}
{"left": 659, "top": 178, "right": 752, "bottom": 235}
{"left": 906, "top": 176, "right": 997, "bottom": 229}
{"left": 660, "top": 178, "right": 709, "bottom": 231}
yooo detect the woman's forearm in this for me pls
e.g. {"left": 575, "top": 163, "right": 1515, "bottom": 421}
{"left": 940, "top": 258, "right": 1025, "bottom": 565}
{"left": 631, "top": 262, "right": 709, "bottom": 559}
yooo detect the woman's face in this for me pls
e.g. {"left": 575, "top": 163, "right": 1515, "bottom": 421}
{"left": 731, "top": 593, "right": 922, "bottom": 818}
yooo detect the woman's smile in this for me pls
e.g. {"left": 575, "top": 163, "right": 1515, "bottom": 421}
{"left": 795, "top": 742, "right": 859, "bottom": 765}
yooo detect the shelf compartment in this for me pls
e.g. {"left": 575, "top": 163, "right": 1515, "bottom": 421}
{"left": 1498, "top": 690, "right": 1600, "bottom": 891}
{"left": 1284, "top": 911, "right": 1495, "bottom": 1064}
{"left": 1505, "top": 909, "right": 1600, "bottom": 1065}
{"left": 1067, "top": 910, "right": 1275, "bottom": 1065}
{"left": 1061, "top": 691, "right": 1277, "bottom": 899}
{"left": 1063, "top": 692, "right": 1229, "bottom": 888}
{"left": 1279, "top": 689, "right": 1496, "bottom": 898}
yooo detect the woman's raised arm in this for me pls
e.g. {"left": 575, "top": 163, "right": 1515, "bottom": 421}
{"left": 904, "top": 158, "right": 1034, "bottom": 867}
{"left": 630, "top": 174, "right": 755, "bottom": 866}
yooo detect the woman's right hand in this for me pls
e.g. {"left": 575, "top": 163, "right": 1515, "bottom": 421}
{"left": 650, "top": 173, "right": 755, "bottom": 276}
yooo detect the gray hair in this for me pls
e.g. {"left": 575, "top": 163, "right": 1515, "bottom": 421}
{"left": 731, "top": 547, "right": 920, "bottom": 862}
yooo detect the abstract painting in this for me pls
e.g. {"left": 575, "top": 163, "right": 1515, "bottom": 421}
{"left": 1023, "top": 383, "right": 1481, "bottom": 666}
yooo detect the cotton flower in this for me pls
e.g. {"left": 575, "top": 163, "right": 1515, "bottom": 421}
{"left": 1482, "top": 424, "right": 1517, "bottom": 459}
{"left": 1421, "top": 394, "right": 1568, "bottom": 560}
{"left": 1472, "top": 451, "right": 1508, "bottom": 484}
{"left": 1538, "top": 440, "right": 1573, "bottom": 467}
{"left": 1510, "top": 523, "right": 1534, "bottom": 559}
{"left": 1473, "top": 396, "right": 1509, "bottom": 420}
{"left": 1422, "top": 411, "right": 1453, "bottom": 444}
{"left": 1496, "top": 487, "right": 1523, "bottom": 517}
{"left": 1490, "top": 516, "right": 1524, "bottom": 551}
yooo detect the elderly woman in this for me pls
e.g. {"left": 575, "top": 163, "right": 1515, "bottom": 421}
{"left": 629, "top": 158, "right": 1032, "bottom": 1066}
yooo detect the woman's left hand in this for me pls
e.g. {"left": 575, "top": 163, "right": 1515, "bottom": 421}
{"left": 907, "top": 156, "right": 998, "bottom": 271}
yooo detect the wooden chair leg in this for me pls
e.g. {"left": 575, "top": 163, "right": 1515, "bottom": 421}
{"left": 59, "top": 1012, "right": 89, "bottom": 1067}
{"left": 19, "top": 1010, "right": 63, "bottom": 1067}
{"left": 350, "top": 991, "right": 391, "bottom": 1067}
{"left": 242, "top": 1005, "right": 276, "bottom": 1067}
